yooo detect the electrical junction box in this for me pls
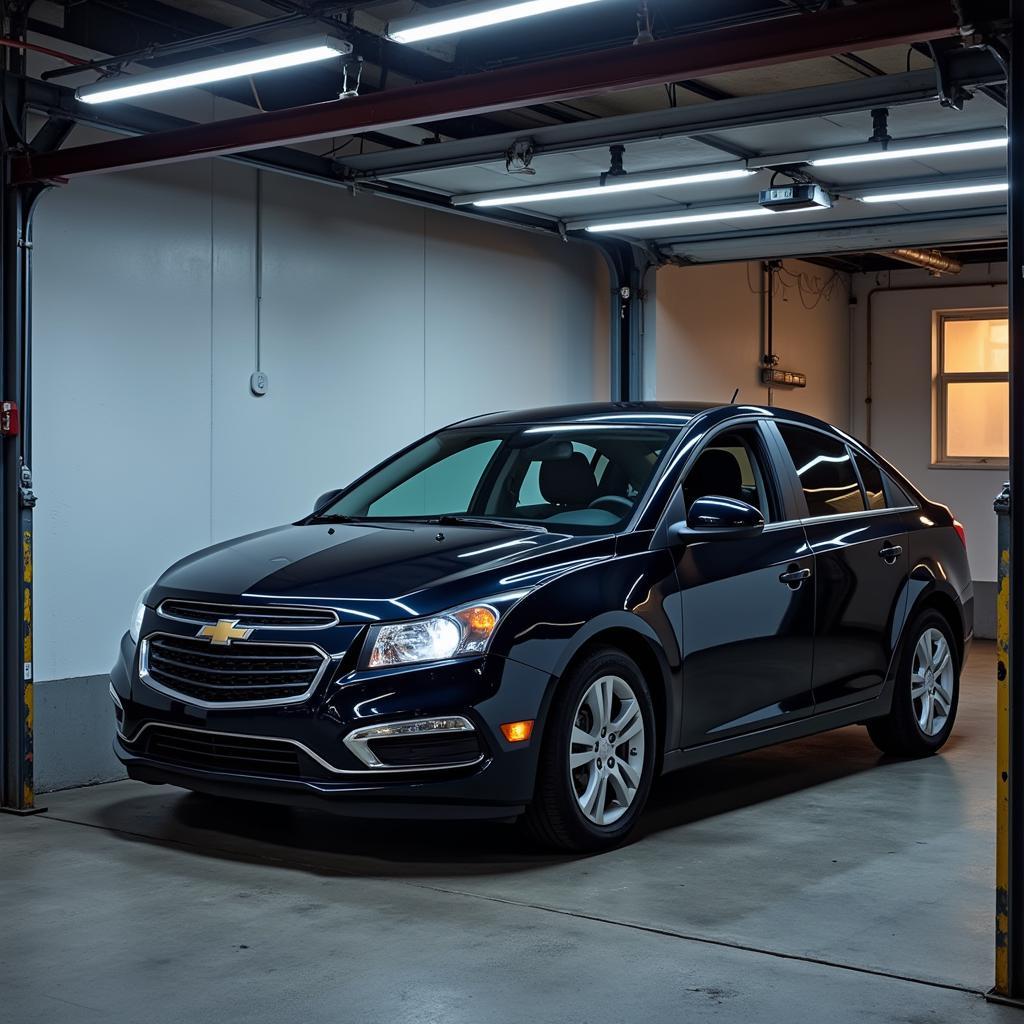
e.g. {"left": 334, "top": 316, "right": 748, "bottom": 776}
{"left": 758, "top": 184, "right": 832, "bottom": 211}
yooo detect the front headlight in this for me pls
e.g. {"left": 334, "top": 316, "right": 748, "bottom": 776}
{"left": 129, "top": 587, "right": 153, "bottom": 644}
{"left": 367, "top": 604, "right": 500, "bottom": 669}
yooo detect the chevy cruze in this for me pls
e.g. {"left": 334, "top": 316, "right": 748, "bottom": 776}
{"left": 111, "top": 402, "right": 972, "bottom": 851}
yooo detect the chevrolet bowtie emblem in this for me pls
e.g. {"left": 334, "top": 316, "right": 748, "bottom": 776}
{"left": 197, "top": 619, "right": 253, "bottom": 645}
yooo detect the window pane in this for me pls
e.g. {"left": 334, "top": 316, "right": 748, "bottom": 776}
{"left": 778, "top": 425, "right": 865, "bottom": 518}
{"left": 945, "top": 380, "right": 1009, "bottom": 458}
{"left": 854, "top": 454, "right": 887, "bottom": 510}
{"left": 943, "top": 317, "right": 1009, "bottom": 373}
{"left": 368, "top": 439, "right": 502, "bottom": 517}
{"left": 683, "top": 430, "right": 770, "bottom": 520}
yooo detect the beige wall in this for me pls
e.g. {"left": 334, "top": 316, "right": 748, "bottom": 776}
{"left": 654, "top": 260, "right": 852, "bottom": 427}
{"left": 850, "top": 263, "right": 1008, "bottom": 585}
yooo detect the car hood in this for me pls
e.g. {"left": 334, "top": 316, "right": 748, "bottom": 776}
{"left": 152, "top": 520, "right": 613, "bottom": 621}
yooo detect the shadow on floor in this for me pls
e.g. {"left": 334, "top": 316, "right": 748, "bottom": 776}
{"left": 77, "top": 719, "right": 950, "bottom": 879}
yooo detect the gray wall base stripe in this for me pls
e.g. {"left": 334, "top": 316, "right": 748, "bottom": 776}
{"left": 35, "top": 674, "right": 126, "bottom": 793}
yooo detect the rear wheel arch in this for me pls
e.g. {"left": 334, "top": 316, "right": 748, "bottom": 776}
{"left": 911, "top": 590, "right": 965, "bottom": 667}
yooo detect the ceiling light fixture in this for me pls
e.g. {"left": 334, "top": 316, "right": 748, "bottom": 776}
{"left": 811, "top": 136, "right": 1007, "bottom": 167}
{"left": 75, "top": 35, "right": 351, "bottom": 104}
{"left": 859, "top": 182, "right": 1008, "bottom": 204}
{"left": 584, "top": 206, "right": 777, "bottom": 233}
{"left": 453, "top": 166, "right": 753, "bottom": 208}
{"left": 387, "top": 0, "right": 606, "bottom": 44}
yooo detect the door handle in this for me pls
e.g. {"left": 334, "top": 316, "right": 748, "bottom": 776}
{"left": 779, "top": 566, "right": 812, "bottom": 589}
{"left": 878, "top": 543, "right": 903, "bottom": 564}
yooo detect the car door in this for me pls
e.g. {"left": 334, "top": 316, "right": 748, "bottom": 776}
{"left": 770, "top": 422, "right": 910, "bottom": 714}
{"left": 673, "top": 420, "right": 815, "bottom": 748}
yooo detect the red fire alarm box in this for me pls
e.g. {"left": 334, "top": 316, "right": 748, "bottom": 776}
{"left": 1, "top": 400, "right": 20, "bottom": 436}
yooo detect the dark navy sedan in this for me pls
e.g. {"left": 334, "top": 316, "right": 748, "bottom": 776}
{"left": 111, "top": 402, "right": 972, "bottom": 851}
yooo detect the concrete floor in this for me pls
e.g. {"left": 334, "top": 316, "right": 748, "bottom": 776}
{"left": 2, "top": 642, "right": 1016, "bottom": 1023}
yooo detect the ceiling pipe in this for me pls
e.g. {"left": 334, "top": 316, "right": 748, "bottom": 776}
{"left": 884, "top": 247, "right": 964, "bottom": 275}
{"left": 12, "top": 0, "right": 961, "bottom": 184}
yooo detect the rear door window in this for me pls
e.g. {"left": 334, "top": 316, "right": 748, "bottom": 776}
{"left": 777, "top": 425, "right": 865, "bottom": 518}
{"left": 854, "top": 453, "right": 887, "bottom": 510}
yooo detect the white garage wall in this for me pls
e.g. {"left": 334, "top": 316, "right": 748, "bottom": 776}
{"left": 655, "top": 260, "right": 852, "bottom": 427}
{"left": 30, "top": 160, "right": 607, "bottom": 787}
{"left": 849, "top": 262, "right": 1008, "bottom": 633}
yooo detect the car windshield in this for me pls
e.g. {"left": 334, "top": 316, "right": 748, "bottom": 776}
{"left": 319, "top": 424, "right": 680, "bottom": 534}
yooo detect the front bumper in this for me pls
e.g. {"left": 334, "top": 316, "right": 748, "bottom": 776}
{"left": 110, "top": 630, "right": 553, "bottom": 820}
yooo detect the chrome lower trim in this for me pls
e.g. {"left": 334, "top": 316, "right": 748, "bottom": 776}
{"left": 117, "top": 720, "right": 484, "bottom": 776}
{"left": 343, "top": 716, "right": 479, "bottom": 769}
{"left": 108, "top": 682, "right": 124, "bottom": 712}
{"left": 138, "top": 632, "right": 334, "bottom": 710}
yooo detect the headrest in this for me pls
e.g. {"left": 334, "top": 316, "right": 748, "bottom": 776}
{"left": 540, "top": 452, "right": 598, "bottom": 506}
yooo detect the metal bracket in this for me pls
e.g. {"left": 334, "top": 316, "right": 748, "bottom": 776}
{"left": 340, "top": 58, "right": 364, "bottom": 100}
{"left": 19, "top": 463, "right": 36, "bottom": 509}
{"left": 504, "top": 138, "right": 536, "bottom": 175}
{"left": 928, "top": 41, "right": 972, "bottom": 110}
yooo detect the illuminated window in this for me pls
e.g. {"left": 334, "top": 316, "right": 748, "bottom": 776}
{"left": 935, "top": 310, "right": 1009, "bottom": 467}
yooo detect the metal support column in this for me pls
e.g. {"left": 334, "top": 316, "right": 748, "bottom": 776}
{"left": 0, "top": 3, "right": 41, "bottom": 815}
{"left": 993, "top": 0, "right": 1024, "bottom": 1000}
{"left": 599, "top": 242, "right": 646, "bottom": 402}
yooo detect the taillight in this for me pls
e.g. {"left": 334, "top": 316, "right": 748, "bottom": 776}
{"left": 953, "top": 519, "right": 967, "bottom": 548}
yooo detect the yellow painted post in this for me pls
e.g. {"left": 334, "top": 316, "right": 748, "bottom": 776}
{"left": 996, "top": 483, "right": 1011, "bottom": 996}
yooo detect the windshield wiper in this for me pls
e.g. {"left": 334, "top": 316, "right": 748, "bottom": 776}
{"left": 427, "top": 515, "right": 548, "bottom": 533}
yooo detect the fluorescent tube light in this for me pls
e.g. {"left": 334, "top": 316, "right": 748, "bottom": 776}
{"left": 585, "top": 207, "right": 777, "bottom": 233}
{"left": 388, "top": 0, "right": 606, "bottom": 44}
{"left": 859, "top": 182, "right": 1008, "bottom": 204}
{"left": 76, "top": 35, "right": 351, "bottom": 104}
{"left": 457, "top": 167, "right": 754, "bottom": 208}
{"left": 811, "top": 136, "right": 1007, "bottom": 167}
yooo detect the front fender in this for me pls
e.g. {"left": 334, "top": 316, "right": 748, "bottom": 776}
{"left": 492, "top": 546, "right": 680, "bottom": 753}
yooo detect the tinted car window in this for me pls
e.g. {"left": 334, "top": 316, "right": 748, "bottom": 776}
{"left": 369, "top": 439, "right": 501, "bottom": 518}
{"left": 683, "top": 428, "right": 772, "bottom": 520}
{"left": 778, "top": 425, "right": 865, "bottom": 518}
{"left": 326, "top": 425, "right": 678, "bottom": 535}
{"left": 854, "top": 453, "right": 886, "bottom": 510}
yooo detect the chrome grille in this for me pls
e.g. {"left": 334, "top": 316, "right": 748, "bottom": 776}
{"left": 158, "top": 600, "right": 338, "bottom": 629}
{"left": 141, "top": 633, "right": 329, "bottom": 706}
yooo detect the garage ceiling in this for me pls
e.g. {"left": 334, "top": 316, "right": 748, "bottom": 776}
{"left": 24, "top": 0, "right": 1011, "bottom": 266}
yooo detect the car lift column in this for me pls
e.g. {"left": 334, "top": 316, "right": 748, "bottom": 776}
{"left": 0, "top": 5, "right": 41, "bottom": 816}
{"left": 993, "top": 1, "right": 1024, "bottom": 1002}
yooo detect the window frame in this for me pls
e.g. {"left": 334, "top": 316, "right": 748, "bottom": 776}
{"left": 933, "top": 307, "right": 1009, "bottom": 470}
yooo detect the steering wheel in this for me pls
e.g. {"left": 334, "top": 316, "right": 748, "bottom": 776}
{"left": 588, "top": 495, "right": 634, "bottom": 516}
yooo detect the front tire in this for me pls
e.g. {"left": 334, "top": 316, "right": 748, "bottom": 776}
{"left": 866, "top": 610, "right": 960, "bottom": 757}
{"left": 523, "top": 647, "right": 656, "bottom": 852}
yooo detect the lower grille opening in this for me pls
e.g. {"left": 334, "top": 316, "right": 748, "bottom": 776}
{"left": 142, "top": 727, "right": 302, "bottom": 778}
{"left": 366, "top": 732, "right": 482, "bottom": 768}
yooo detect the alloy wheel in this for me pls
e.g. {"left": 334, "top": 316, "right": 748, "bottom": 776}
{"left": 569, "top": 674, "right": 646, "bottom": 826}
{"left": 911, "top": 627, "right": 954, "bottom": 737}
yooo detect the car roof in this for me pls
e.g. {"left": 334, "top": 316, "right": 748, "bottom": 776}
{"left": 453, "top": 401, "right": 720, "bottom": 428}
{"left": 451, "top": 401, "right": 846, "bottom": 434}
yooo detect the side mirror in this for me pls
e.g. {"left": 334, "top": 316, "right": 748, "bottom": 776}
{"left": 313, "top": 488, "right": 344, "bottom": 514}
{"left": 668, "top": 496, "right": 765, "bottom": 543}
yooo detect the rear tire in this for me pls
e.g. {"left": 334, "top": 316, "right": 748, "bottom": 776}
{"left": 523, "top": 647, "right": 656, "bottom": 852}
{"left": 866, "top": 609, "right": 959, "bottom": 757}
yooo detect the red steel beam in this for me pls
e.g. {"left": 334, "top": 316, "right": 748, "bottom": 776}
{"left": 12, "top": 0, "right": 960, "bottom": 184}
